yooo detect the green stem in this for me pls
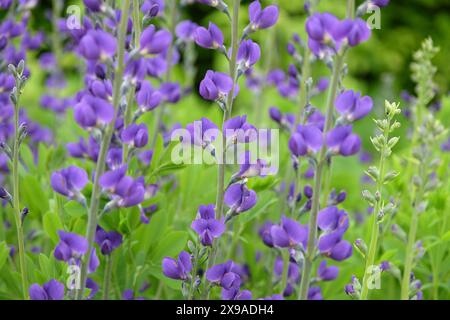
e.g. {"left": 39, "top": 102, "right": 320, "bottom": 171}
{"left": 132, "top": 0, "right": 141, "bottom": 48}
{"left": 401, "top": 167, "right": 425, "bottom": 300}
{"left": 187, "top": 250, "right": 199, "bottom": 300}
{"left": 76, "top": 0, "right": 130, "bottom": 300}
{"left": 279, "top": 250, "right": 290, "bottom": 294}
{"left": 347, "top": 0, "right": 355, "bottom": 19}
{"left": 12, "top": 91, "right": 28, "bottom": 300}
{"left": 360, "top": 122, "right": 389, "bottom": 300}
{"left": 122, "top": 88, "right": 135, "bottom": 163}
{"left": 149, "top": 0, "right": 177, "bottom": 150}
{"left": 51, "top": 0, "right": 64, "bottom": 67}
{"left": 204, "top": 0, "right": 240, "bottom": 300}
{"left": 103, "top": 255, "right": 113, "bottom": 300}
{"left": 298, "top": 53, "right": 344, "bottom": 300}
{"left": 122, "top": 0, "right": 143, "bottom": 163}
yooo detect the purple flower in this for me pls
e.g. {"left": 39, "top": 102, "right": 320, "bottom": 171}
{"left": 224, "top": 183, "right": 257, "bottom": 214}
{"left": 266, "top": 69, "right": 285, "bottom": 86}
{"left": 306, "top": 13, "right": 351, "bottom": 57}
{"left": 29, "top": 279, "right": 65, "bottom": 300}
{"left": 199, "top": 70, "right": 233, "bottom": 101}
{"left": 138, "top": 149, "right": 154, "bottom": 166}
{"left": 50, "top": 166, "right": 88, "bottom": 199}
{"left": 176, "top": 20, "right": 198, "bottom": 41}
{"left": 233, "top": 151, "right": 267, "bottom": 180}
{"left": 206, "top": 261, "right": 241, "bottom": 290}
{"left": 380, "top": 261, "right": 390, "bottom": 271}
{"left": 222, "top": 288, "right": 252, "bottom": 300}
{"left": 269, "top": 107, "right": 282, "bottom": 123}
{"left": 317, "top": 260, "right": 339, "bottom": 281}
{"left": 308, "top": 287, "right": 323, "bottom": 300}
{"left": 317, "top": 207, "right": 352, "bottom": 261}
{"left": 288, "top": 125, "right": 323, "bottom": 157}
{"left": 347, "top": 19, "right": 371, "bottom": 47}
{"left": 317, "top": 206, "right": 349, "bottom": 232}
{"left": 146, "top": 56, "right": 167, "bottom": 77}
{"left": 441, "top": 137, "right": 450, "bottom": 152}
{"left": 54, "top": 230, "right": 88, "bottom": 262}
{"left": 136, "top": 80, "right": 162, "bottom": 111}
{"left": 106, "top": 147, "right": 123, "bottom": 170}
{"left": 185, "top": 117, "right": 219, "bottom": 148}
{"left": 141, "top": 0, "right": 164, "bottom": 16}
{"left": 95, "top": 226, "right": 123, "bottom": 255}
{"left": 74, "top": 94, "right": 114, "bottom": 128}
{"left": 86, "top": 278, "right": 99, "bottom": 299}
{"left": 326, "top": 125, "right": 361, "bottom": 156}
{"left": 139, "top": 25, "right": 172, "bottom": 55}
{"left": 194, "top": 22, "right": 224, "bottom": 49}
{"left": 371, "top": 0, "right": 390, "bottom": 7}
{"left": 22, "top": 31, "right": 45, "bottom": 50}
{"left": 83, "top": 0, "right": 104, "bottom": 12}
{"left": 121, "top": 123, "right": 149, "bottom": 148}
{"left": 270, "top": 216, "right": 308, "bottom": 248}
{"left": 237, "top": 39, "right": 261, "bottom": 69}
{"left": 67, "top": 136, "right": 99, "bottom": 161}
{"left": 316, "top": 77, "right": 329, "bottom": 92}
{"left": 258, "top": 221, "right": 274, "bottom": 247}
{"left": 99, "top": 166, "right": 145, "bottom": 208}
{"left": 191, "top": 204, "right": 225, "bottom": 246}
{"left": 248, "top": 1, "right": 279, "bottom": 31}
{"left": 125, "top": 57, "right": 147, "bottom": 82}
{"left": 78, "top": 29, "right": 116, "bottom": 61}
{"left": 162, "top": 251, "right": 192, "bottom": 280}
{"left": 223, "top": 115, "right": 257, "bottom": 143}
{"left": 160, "top": 82, "right": 181, "bottom": 103}
{"left": 140, "top": 204, "right": 158, "bottom": 224}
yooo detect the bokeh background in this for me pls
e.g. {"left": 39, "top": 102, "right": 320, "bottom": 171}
{"left": 2, "top": 0, "right": 449, "bottom": 299}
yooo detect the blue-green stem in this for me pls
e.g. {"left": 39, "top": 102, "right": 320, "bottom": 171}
{"left": 12, "top": 84, "right": 28, "bottom": 300}
{"left": 149, "top": 0, "right": 177, "bottom": 150}
{"left": 298, "top": 53, "right": 345, "bottom": 300}
{"left": 103, "top": 255, "right": 113, "bottom": 300}
{"left": 204, "top": 0, "right": 240, "bottom": 300}
{"left": 360, "top": 120, "right": 389, "bottom": 299}
{"left": 401, "top": 163, "right": 425, "bottom": 300}
{"left": 122, "top": 0, "right": 143, "bottom": 163}
{"left": 76, "top": 0, "right": 130, "bottom": 300}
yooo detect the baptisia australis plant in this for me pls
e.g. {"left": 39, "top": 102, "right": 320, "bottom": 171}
{"left": 45, "top": 0, "right": 177, "bottom": 300}
{"left": 287, "top": 1, "right": 374, "bottom": 300}
{"left": 161, "top": 0, "right": 278, "bottom": 300}
{"left": 354, "top": 100, "right": 402, "bottom": 300}
{"left": 399, "top": 39, "right": 445, "bottom": 300}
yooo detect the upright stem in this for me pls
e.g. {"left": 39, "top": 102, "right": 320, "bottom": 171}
{"left": 122, "top": 86, "right": 135, "bottom": 163}
{"left": 187, "top": 249, "right": 199, "bottom": 300}
{"left": 215, "top": 0, "right": 240, "bottom": 220}
{"left": 204, "top": 0, "right": 240, "bottom": 299}
{"left": 401, "top": 165, "right": 425, "bottom": 300}
{"left": 298, "top": 53, "right": 344, "bottom": 300}
{"left": 51, "top": 0, "right": 63, "bottom": 66}
{"left": 279, "top": 45, "right": 311, "bottom": 215}
{"left": 76, "top": 0, "right": 130, "bottom": 300}
{"left": 132, "top": 0, "right": 141, "bottom": 48}
{"left": 103, "top": 255, "right": 113, "bottom": 300}
{"left": 360, "top": 123, "right": 389, "bottom": 300}
{"left": 12, "top": 91, "right": 28, "bottom": 300}
{"left": 149, "top": 0, "right": 177, "bottom": 149}
{"left": 122, "top": 0, "right": 143, "bottom": 163}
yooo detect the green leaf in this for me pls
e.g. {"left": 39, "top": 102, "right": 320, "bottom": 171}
{"left": 441, "top": 230, "right": 450, "bottom": 242}
{"left": 43, "top": 211, "right": 64, "bottom": 244}
{"left": 149, "top": 231, "right": 188, "bottom": 263}
{"left": 0, "top": 242, "right": 9, "bottom": 271}
{"left": 64, "top": 200, "right": 86, "bottom": 219}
